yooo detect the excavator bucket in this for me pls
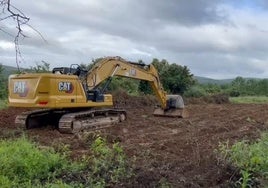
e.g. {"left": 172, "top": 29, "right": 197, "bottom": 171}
{"left": 153, "top": 108, "right": 189, "bottom": 118}
{"left": 153, "top": 95, "right": 189, "bottom": 118}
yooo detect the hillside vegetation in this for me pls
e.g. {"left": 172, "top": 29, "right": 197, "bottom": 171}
{"left": 0, "top": 65, "right": 18, "bottom": 78}
{"left": 1, "top": 61, "right": 268, "bottom": 101}
{"left": 194, "top": 76, "right": 234, "bottom": 85}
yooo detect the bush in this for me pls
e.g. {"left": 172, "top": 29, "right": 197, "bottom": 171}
{"left": 218, "top": 133, "right": 268, "bottom": 187}
{"left": 210, "top": 93, "right": 229, "bottom": 104}
{"left": 84, "top": 136, "right": 132, "bottom": 187}
{"left": 0, "top": 136, "right": 70, "bottom": 187}
{"left": 0, "top": 100, "right": 7, "bottom": 109}
{"left": 0, "top": 135, "right": 132, "bottom": 187}
{"left": 229, "top": 90, "right": 240, "bottom": 97}
{"left": 184, "top": 85, "right": 207, "bottom": 97}
{"left": 0, "top": 64, "right": 7, "bottom": 99}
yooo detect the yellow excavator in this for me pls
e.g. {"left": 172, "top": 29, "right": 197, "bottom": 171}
{"left": 8, "top": 57, "right": 188, "bottom": 133}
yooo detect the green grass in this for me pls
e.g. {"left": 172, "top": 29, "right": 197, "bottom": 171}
{"left": 0, "top": 136, "right": 131, "bottom": 187}
{"left": 0, "top": 100, "right": 7, "bottom": 109}
{"left": 0, "top": 136, "right": 72, "bottom": 187}
{"left": 82, "top": 136, "right": 132, "bottom": 187}
{"left": 230, "top": 96, "right": 268, "bottom": 104}
{"left": 218, "top": 132, "right": 268, "bottom": 187}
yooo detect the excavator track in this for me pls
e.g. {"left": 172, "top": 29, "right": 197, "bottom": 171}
{"left": 15, "top": 109, "right": 54, "bottom": 129}
{"left": 58, "top": 109, "right": 127, "bottom": 134}
{"left": 15, "top": 108, "right": 126, "bottom": 133}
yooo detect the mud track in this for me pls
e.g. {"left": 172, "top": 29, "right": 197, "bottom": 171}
{"left": 1, "top": 96, "right": 268, "bottom": 187}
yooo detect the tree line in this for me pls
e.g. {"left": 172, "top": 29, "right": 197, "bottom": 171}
{"left": 185, "top": 77, "right": 268, "bottom": 97}
{"left": 0, "top": 64, "right": 7, "bottom": 99}
{"left": 1, "top": 60, "right": 268, "bottom": 100}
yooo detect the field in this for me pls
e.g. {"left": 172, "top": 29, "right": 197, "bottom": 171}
{"left": 230, "top": 96, "right": 268, "bottom": 104}
{"left": 0, "top": 95, "right": 268, "bottom": 187}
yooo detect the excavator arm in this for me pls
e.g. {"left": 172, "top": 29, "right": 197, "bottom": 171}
{"left": 85, "top": 57, "right": 168, "bottom": 109}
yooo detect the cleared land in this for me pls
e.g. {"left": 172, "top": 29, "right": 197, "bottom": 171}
{"left": 0, "top": 95, "right": 268, "bottom": 187}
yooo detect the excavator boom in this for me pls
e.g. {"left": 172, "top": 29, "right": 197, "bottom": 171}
{"left": 86, "top": 57, "right": 168, "bottom": 109}
{"left": 85, "top": 57, "right": 186, "bottom": 117}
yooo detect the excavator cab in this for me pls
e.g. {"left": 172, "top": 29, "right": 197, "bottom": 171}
{"left": 87, "top": 90, "right": 105, "bottom": 102}
{"left": 52, "top": 65, "right": 87, "bottom": 76}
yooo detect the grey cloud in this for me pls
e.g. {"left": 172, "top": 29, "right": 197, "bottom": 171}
{"left": 7, "top": 0, "right": 228, "bottom": 54}
{"left": 1, "top": 1, "right": 268, "bottom": 79}
{"left": 13, "top": 0, "right": 227, "bottom": 39}
{"left": 0, "top": 23, "right": 18, "bottom": 41}
{"left": 130, "top": 0, "right": 225, "bottom": 25}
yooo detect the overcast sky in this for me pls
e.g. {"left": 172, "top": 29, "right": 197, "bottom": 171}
{"left": 1, "top": 0, "right": 268, "bottom": 79}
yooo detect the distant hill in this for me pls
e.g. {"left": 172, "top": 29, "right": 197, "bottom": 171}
{"left": 194, "top": 76, "right": 264, "bottom": 85}
{"left": 194, "top": 76, "right": 234, "bottom": 85}
{"left": 0, "top": 64, "right": 259, "bottom": 86}
{"left": 1, "top": 65, "right": 19, "bottom": 78}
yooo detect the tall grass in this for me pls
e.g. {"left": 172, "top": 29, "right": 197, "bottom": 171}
{"left": 0, "top": 136, "right": 131, "bottom": 187}
{"left": 0, "top": 136, "right": 71, "bottom": 187}
{"left": 73, "top": 136, "right": 132, "bottom": 187}
{"left": 218, "top": 133, "right": 268, "bottom": 187}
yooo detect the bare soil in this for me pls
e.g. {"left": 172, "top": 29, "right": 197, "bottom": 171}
{"left": 1, "top": 95, "right": 268, "bottom": 187}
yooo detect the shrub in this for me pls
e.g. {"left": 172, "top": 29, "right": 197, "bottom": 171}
{"left": 0, "top": 136, "right": 69, "bottom": 187}
{"left": 184, "top": 85, "right": 207, "bottom": 98}
{"left": 218, "top": 133, "right": 268, "bottom": 187}
{"left": 210, "top": 93, "right": 229, "bottom": 104}
{"left": 229, "top": 90, "right": 240, "bottom": 97}
{"left": 86, "top": 136, "right": 132, "bottom": 187}
{"left": 0, "top": 100, "right": 7, "bottom": 109}
{"left": 0, "top": 136, "right": 132, "bottom": 187}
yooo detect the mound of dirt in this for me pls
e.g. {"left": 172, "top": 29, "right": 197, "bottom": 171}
{"left": 209, "top": 93, "right": 230, "bottom": 104}
{"left": 0, "top": 107, "right": 28, "bottom": 128}
{"left": 112, "top": 90, "right": 158, "bottom": 108}
{"left": 186, "top": 93, "right": 230, "bottom": 105}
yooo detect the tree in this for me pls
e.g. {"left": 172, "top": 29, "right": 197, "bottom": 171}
{"left": 229, "top": 76, "right": 246, "bottom": 96}
{"left": 0, "top": 64, "right": 7, "bottom": 99}
{"left": 256, "top": 79, "right": 268, "bottom": 96}
{"left": 151, "top": 58, "right": 169, "bottom": 74}
{"left": 0, "top": 64, "right": 4, "bottom": 74}
{"left": 138, "top": 80, "right": 153, "bottom": 95}
{"left": 149, "top": 58, "right": 195, "bottom": 94}
{"left": 108, "top": 77, "right": 139, "bottom": 95}
{"left": 162, "top": 64, "right": 195, "bottom": 94}
{"left": 232, "top": 77, "right": 245, "bottom": 87}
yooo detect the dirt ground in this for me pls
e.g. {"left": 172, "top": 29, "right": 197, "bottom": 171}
{"left": 1, "top": 95, "right": 268, "bottom": 187}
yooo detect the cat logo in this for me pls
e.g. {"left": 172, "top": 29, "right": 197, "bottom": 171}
{"left": 58, "top": 82, "right": 74, "bottom": 93}
{"left": 130, "top": 69, "right": 136, "bottom": 76}
{"left": 14, "top": 81, "right": 29, "bottom": 97}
